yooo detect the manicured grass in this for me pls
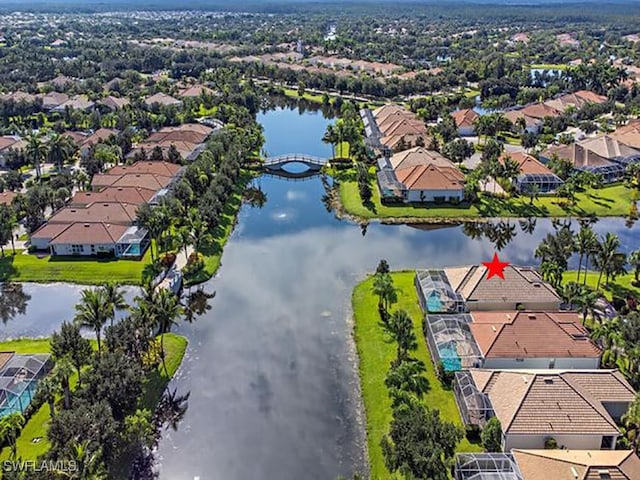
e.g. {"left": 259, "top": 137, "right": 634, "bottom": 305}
{"left": 563, "top": 271, "right": 639, "bottom": 301}
{"left": 0, "top": 334, "right": 187, "bottom": 463}
{"left": 335, "top": 141, "right": 351, "bottom": 159}
{"left": 529, "top": 64, "right": 568, "bottom": 70}
{"left": 338, "top": 173, "right": 634, "bottom": 221}
{"left": 0, "top": 248, "right": 152, "bottom": 285}
{"left": 352, "top": 272, "right": 481, "bottom": 480}
{"left": 282, "top": 87, "right": 325, "bottom": 104}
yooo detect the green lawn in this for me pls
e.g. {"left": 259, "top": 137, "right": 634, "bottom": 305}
{"left": 563, "top": 271, "right": 639, "bottom": 301}
{"left": 335, "top": 141, "right": 351, "bottom": 159}
{"left": 0, "top": 334, "right": 187, "bottom": 463}
{"left": 529, "top": 64, "right": 568, "bottom": 70}
{"left": 0, "top": 247, "right": 152, "bottom": 285}
{"left": 338, "top": 174, "right": 634, "bottom": 221}
{"left": 352, "top": 272, "right": 481, "bottom": 480}
{"left": 282, "top": 87, "right": 325, "bottom": 104}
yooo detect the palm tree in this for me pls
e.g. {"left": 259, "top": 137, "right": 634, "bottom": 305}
{"left": 562, "top": 281, "right": 582, "bottom": 308}
{"left": 574, "top": 285, "right": 600, "bottom": 325}
{"left": 591, "top": 317, "right": 622, "bottom": 366}
{"left": 62, "top": 440, "right": 107, "bottom": 479}
{"left": 372, "top": 273, "right": 398, "bottom": 316}
{"left": 47, "top": 132, "right": 77, "bottom": 171}
{"left": 53, "top": 358, "right": 74, "bottom": 410}
{"left": 102, "top": 282, "right": 128, "bottom": 329}
{"left": 594, "top": 233, "right": 622, "bottom": 289}
{"left": 0, "top": 413, "right": 25, "bottom": 459}
{"left": 24, "top": 131, "right": 48, "bottom": 179}
{"left": 385, "top": 359, "right": 430, "bottom": 398}
{"left": 388, "top": 309, "right": 417, "bottom": 364}
{"left": 153, "top": 289, "right": 184, "bottom": 375}
{"left": 575, "top": 226, "right": 598, "bottom": 283}
{"left": 322, "top": 124, "right": 338, "bottom": 160}
{"left": 74, "top": 288, "right": 110, "bottom": 354}
{"left": 37, "top": 377, "right": 60, "bottom": 418}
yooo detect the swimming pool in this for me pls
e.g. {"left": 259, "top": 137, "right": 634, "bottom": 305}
{"left": 439, "top": 342, "right": 462, "bottom": 372}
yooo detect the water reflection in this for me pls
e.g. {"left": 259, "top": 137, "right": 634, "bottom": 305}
{"left": 0, "top": 283, "right": 31, "bottom": 325}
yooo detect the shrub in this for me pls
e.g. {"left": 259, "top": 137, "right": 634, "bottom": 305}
{"left": 481, "top": 417, "right": 503, "bottom": 452}
{"left": 436, "top": 361, "right": 455, "bottom": 388}
{"left": 544, "top": 437, "right": 558, "bottom": 449}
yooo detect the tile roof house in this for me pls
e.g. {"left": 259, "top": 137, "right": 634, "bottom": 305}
{"left": 127, "top": 124, "right": 213, "bottom": 162}
{"left": 579, "top": 135, "right": 640, "bottom": 166}
{"left": 177, "top": 84, "right": 215, "bottom": 98}
{"left": 444, "top": 265, "right": 562, "bottom": 311}
{"left": 500, "top": 152, "right": 564, "bottom": 193}
{"left": 503, "top": 110, "right": 543, "bottom": 134}
{"left": 369, "top": 104, "right": 431, "bottom": 153}
{"left": 451, "top": 109, "right": 480, "bottom": 136}
{"left": 70, "top": 187, "right": 156, "bottom": 207}
{"left": 0, "top": 92, "right": 37, "bottom": 103}
{"left": 378, "top": 147, "right": 466, "bottom": 203}
{"left": 100, "top": 95, "right": 130, "bottom": 111}
{"left": 469, "top": 311, "right": 601, "bottom": 369}
{"left": 541, "top": 143, "right": 625, "bottom": 183}
{"left": 0, "top": 136, "right": 23, "bottom": 166}
{"left": 512, "top": 449, "right": 640, "bottom": 480}
{"left": 544, "top": 90, "right": 608, "bottom": 113}
{"left": 39, "top": 92, "right": 69, "bottom": 110}
{"left": 144, "top": 92, "right": 183, "bottom": 108}
{"left": 611, "top": 119, "right": 640, "bottom": 149}
{"left": 46, "top": 202, "right": 139, "bottom": 226}
{"left": 454, "top": 369, "right": 635, "bottom": 451}
{"left": 91, "top": 173, "right": 174, "bottom": 191}
{"left": 79, "top": 128, "right": 118, "bottom": 157}
{"left": 454, "top": 449, "right": 640, "bottom": 480}
{"left": 52, "top": 95, "right": 94, "bottom": 113}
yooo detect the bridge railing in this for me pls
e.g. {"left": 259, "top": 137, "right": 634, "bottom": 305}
{"left": 263, "top": 153, "right": 327, "bottom": 166}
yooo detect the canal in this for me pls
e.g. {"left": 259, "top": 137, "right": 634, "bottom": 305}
{"left": 2, "top": 104, "right": 639, "bottom": 479}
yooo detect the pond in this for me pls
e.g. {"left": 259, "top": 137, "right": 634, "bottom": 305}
{"left": 2, "top": 104, "right": 639, "bottom": 479}
{"left": 154, "top": 105, "right": 640, "bottom": 479}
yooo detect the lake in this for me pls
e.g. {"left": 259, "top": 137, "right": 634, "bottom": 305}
{"left": 2, "top": 104, "right": 639, "bottom": 479}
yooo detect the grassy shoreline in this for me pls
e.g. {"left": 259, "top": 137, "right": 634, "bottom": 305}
{"left": 338, "top": 176, "right": 635, "bottom": 222}
{"left": 0, "top": 334, "right": 188, "bottom": 463}
{"left": 352, "top": 272, "right": 481, "bottom": 480}
{"left": 0, "top": 248, "right": 152, "bottom": 285}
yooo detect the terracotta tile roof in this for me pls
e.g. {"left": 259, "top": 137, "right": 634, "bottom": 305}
{"left": 0, "top": 191, "right": 17, "bottom": 205}
{"left": 61, "top": 131, "right": 88, "bottom": 144}
{"left": 390, "top": 146, "right": 457, "bottom": 170}
{"left": 177, "top": 85, "right": 215, "bottom": 97}
{"left": 579, "top": 135, "right": 640, "bottom": 160}
{"left": 0, "top": 136, "right": 22, "bottom": 151}
{"left": 39, "top": 91, "right": 69, "bottom": 109}
{"left": 81, "top": 128, "right": 118, "bottom": 147}
{"left": 452, "top": 108, "right": 480, "bottom": 128}
{"left": 520, "top": 102, "right": 561, "bottom": 119}
{"left": 48, "top": 202, "right": 139, "bottom": 226}
{"left": 144, "top": 92, "right": 182, "bottom": 107}
{"left": 107, "top": 161, "right": 181, "bottom": 177}
{"left": 378, "top": 117, "right": 427, "bottom": 137}
{"left": 543, "top": 143, "right": 614, "bottom": 169}
{"left": 100, "top": 96, "right": 130, "bottom": 110}
{"left": 503, "top": 110, "right": 542, "bottom": 129}
{"left": 146, "top": 131, "right": 205, "bottom": 145}
{"left": 70, "top": 186, "right": 156, "bottom": 206}
{"left": 471, "top": 369, "right": 634, "bottom": 436}
{"left": 48, "top": 222, "right": 129, "bottom": 245}
{"left": 395, "top": 164, "right": 465, "bottom": 191}
{"left": 611, "top": 120, "right": 640, "bottom": 149}
{"left": 500, "top": 152, "right": 555, "bottom": 175}
{"left": 445, "top": 265, "right": 561, "bottom": 305}
{"left": 513, "top": 449, "right": 640, "bottom": 480}
{"left": 469, "top": 311, "right": 601, "bottom": 359}
{"left": 0, "top": 92, "right": 36, "bottom": 103}
{"left": 31, "top": 222, "right": 75, "bottom": 240}
{"left": 91, "top": 173, "right": 173, "bottom": 190}
{"left": 55, "top": 95, "right": 94, "bottom": 111}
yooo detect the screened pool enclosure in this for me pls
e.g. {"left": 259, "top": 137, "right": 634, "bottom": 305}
{"left": 455, "top": 453, "right": 523, "bottom": 480}
{"left": 424, "top": 314, "right": 482, "bottom": 371}
{"left": 415, "top": 270, "right": 466, "bottom": 314}
{"left": 515, "top": 172, "right": 563, "bottom": 193}
{"left": 0, "top": 353, "right": 52, "bottom": 418}
{"left": 454, "top": 371, "right": 495, "bottom": 426}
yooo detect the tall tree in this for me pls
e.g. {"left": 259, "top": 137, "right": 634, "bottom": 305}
{"left": 25, "top": 131, "right": 48, "bottom": 179}
{"left": 74, "top": 288, "right": 110, "bottom": 354}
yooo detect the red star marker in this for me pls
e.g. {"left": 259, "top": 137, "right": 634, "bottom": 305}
{"left": 482, "top": 252, "right": 510, "bottom": 280}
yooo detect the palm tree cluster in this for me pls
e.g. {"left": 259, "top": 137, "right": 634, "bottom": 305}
{"left": 24, "top": 130, "right": 78, "bottom": 179}
{"left": 0, "top": 281, "right": 189, "bottom": 478}
{"left": 370, "top": 260, "right": 463, "bottom": 480}
{"left": 321, "top": 102, "right": 362, "bottom": 160}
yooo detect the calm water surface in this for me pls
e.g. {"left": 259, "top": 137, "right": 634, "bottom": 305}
{"left": 2, "top": 105, "right": 638, "bottom": 479}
